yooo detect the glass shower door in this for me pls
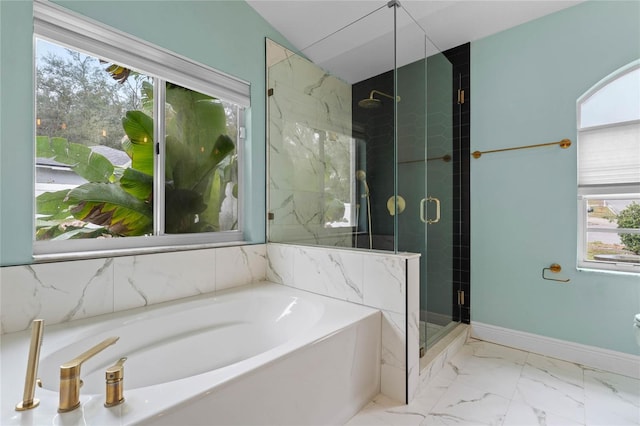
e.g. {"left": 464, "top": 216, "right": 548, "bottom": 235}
{"left": 394, "top": 5, "right": 458, "bottom": 356}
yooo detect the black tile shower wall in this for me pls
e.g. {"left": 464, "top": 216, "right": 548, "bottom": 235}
{"left": 444, "top": 42, "right": 471, "bottom": 324}
{"left": 352, "top": 71, "right": 395, "bottom": 248}
{"left": 352, "top": 43, "right": 471, "bottom": 324}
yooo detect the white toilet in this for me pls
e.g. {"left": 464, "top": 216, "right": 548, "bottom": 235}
{"left": 635, "top": 314, "right": 640, "bottom": 346}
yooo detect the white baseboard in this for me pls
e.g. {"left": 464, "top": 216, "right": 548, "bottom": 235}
{"left": 471, "top": 322, "right": 640, "bottom": 380}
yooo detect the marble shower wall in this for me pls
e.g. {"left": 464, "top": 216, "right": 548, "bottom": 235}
{"left": 267, "top": 243, "right": 420, "bottom": 403}
{"left": 0, "top": 245, "right": 267, "bottom": 334}
{"left": 267, "top": 39, "right": 354, "bottom": 248}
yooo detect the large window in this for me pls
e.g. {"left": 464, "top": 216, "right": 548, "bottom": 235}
{"left": 33, "top": 1, "right": 249, "bottom": 258}
{"left": 577, "top": 60, "right": 640, "bottom": 273}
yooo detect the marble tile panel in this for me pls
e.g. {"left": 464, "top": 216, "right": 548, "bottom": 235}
{"left": 1, "top": 259, "right": 113, "bottom": 333}
{"left": 419, "top": 326, "right": 469, "bottom": 394}
{"left": 291, "top": 190, "right": 324, "bottom": 227}
{"left": 382, "top": 310, "right": 406, "bottom": 371}
{"left": 269, "top": 188, "right": 295, "bottom": 225}
{"left": 381, "top": 364, "right": 407, "bottom": 405}
{"left": 268, "top": 144, "right": 294, "bottom": 191}
{"left": 407, "top": 257, "right": 420, "bottom": 402}
{"left": 363, "top": 255, "right": 406, "bottom": 314}
{"left": 502, "top": 400, "right": 584, "bottom": 426}
{"left": 514, "top": 353, "right": 585, "bottom": 424}
{"left": 291, "top": 246, "right": 364, "bottom": 303}
{"left": 584, "top": 368, "right": 640, "bottom": 425}
{"left": 345, "top": 394, "right": 424, "bottom": 426}
{"left": 292, "top": 157, "right": 324, "bottom": 193}
{"left": 113, "top": 249, "right": 215, "bottom": 311}
{"left": 215, "top": 245, "right": 267, "bottom": 291}
{"left": 409, "top": 370, "right": 457, "bottom": 417}
{"left": 266, "top": 243, "right": 295, "bottom": 284}
{"left": 447, "top": 339, "right": 527, "bottom": 400}
{"left": 266, "top": 38, "right": 295, "bottom": 68}
{"left": 423, "top": 381, "right": 511, "bottom": 425}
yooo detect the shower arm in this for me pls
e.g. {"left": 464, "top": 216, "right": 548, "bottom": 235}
{"left": 367, "top": 90, "right": 401, "bottom": 102}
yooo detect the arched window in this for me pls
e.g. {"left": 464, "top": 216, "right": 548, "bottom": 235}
{"left": 577, "top": 60, "right": 640, "bottom": 273}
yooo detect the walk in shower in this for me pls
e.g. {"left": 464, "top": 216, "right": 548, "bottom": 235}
{"left": 266, "top": 1, "right": 469, "bottom": 362}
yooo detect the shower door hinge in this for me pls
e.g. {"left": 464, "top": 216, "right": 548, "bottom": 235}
{"left": 267, "top": 88, "right": 274, "bottom": 97}
{"left": 268, "top": 212, "right": 274, "bottom": 220}
{"left": 457, "top": 290, "right": 465, "bottom": 306}
{"left": 457, "top": 89, "right": 465, "bottom": 104}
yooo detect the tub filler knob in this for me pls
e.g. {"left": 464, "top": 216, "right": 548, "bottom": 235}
{"left": 105, "top": 357, "right": 127, "bottom": 407}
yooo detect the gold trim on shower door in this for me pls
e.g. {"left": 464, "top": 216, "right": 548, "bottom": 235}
{"left": 420, "top": 197, "right": 441, "bottom": 224}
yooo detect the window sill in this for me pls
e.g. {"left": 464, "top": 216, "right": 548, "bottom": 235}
{"left": 577, "top": 264, "right": 640, "bottom": 276}
{"left": 33, "top": 240, "right": 251, "bottom": 264}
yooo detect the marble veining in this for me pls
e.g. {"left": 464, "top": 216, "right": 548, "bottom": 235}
{"left": 268, "top": 39, "right": 352, "bottom": 246}
{"left": 60, "top": 258, "right": 113, "bottom": 323}
{"left": 1, "top": 258, "right": 114, "bottom": 333}
{"left": 347, "top": 338, "right": 640, "bottom": 426}
{"left": 265, "top": 243, "right": 415, "bottom": 403}
{"left": 1, "top": 245, "right": 268, "bottom": 334}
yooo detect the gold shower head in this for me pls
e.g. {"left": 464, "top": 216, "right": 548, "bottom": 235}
{"left": 358, "top": 90, "right": 401, "bottom": 109}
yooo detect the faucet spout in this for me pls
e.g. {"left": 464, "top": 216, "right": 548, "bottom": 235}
{"left": 58, "top": 336, "right": 119, "bottom": 413}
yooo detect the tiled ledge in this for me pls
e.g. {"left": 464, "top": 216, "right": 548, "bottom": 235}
{"left": 0, "top": 245, "right": 267, "bottom": 334}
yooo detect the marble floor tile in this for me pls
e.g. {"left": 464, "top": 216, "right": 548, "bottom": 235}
{"left": 584, "top": 368, "right": 640, "bottom": 426}
{"left": 422, "top": 381, "right": 511, "bottom": 425}
{"left": 514, "top": 353, "right": 586, "bottom": 424}
{"left": 344, "top": 394, "right": 425, "bottom": 426}
{"left": 503, "top": 399, "right": 585, "bottom": 426}
{"left": 447, "top": 340, "right": 528, "bottom": 400}
{"left": 346, "top": 340, "right": 639, "bottom": 426}
{"left": 407, "top": 367, "right": 458, "bottom": 416}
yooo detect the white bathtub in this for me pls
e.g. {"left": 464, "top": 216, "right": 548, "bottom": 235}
{"left": 1, "top": 281, "right": 381, "bottom": 425}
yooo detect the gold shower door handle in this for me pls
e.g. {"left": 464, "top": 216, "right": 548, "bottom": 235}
{"left": 420, "top": 197, "right": 441, "bottom": 224}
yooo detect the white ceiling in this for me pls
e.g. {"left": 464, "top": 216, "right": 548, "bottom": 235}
{"left": 247, "top": 0, "right": 585, "bottom": 83}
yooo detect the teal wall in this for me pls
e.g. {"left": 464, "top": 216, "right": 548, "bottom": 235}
{"left": 471, "top": 1, "right": 640, "bottom": 355}
{"left": 0, "top": 0, "right": 294, "bottom": 266}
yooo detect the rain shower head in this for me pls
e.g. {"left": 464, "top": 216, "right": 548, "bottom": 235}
{"left": 357, "top": 90, "right": 400, "bottom": 109}
{"left": 358, "top": 97, "right": 382, "bottom": 109}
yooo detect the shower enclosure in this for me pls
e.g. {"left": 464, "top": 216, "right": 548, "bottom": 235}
{"left": 266, "top": 1, "right": 465, "bottom": 360}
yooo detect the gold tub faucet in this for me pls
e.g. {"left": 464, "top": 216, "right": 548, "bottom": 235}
{"left": 15, "top": 319, "right": 45, "bottom": 411}
{"left": 58, "top": 336, "right": 119, "bottom": 413}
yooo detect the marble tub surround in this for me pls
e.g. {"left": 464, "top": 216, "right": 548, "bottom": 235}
{"left": 346, "top": 338, "right": 640, "bottom": 426}
{"left": 0, "top": 244, "right": 267, "bottom": 334}
{"left": 2, "top": 282, "right": 381, "bottom": 425}
{"left": 267, "top": 243, "right": 420, "bottom": 403}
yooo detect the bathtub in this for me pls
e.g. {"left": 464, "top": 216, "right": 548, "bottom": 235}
{"left": 1, "top": 281, "right": 381, "bottom": 425}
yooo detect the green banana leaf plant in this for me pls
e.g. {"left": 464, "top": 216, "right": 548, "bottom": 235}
{"left": 36, "top": 81, "right": 237, "bottom": 240}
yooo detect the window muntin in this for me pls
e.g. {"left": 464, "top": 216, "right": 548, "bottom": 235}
{"left": 577, "top": 61, "right": 640, "bottom": 273}
{"left": 33, "top": 1, "right": 248, "bottom": 258}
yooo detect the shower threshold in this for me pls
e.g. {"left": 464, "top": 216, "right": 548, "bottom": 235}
{"left": 420, "top": 319, "right": 462, "bottom": 355}
{"left": 419, "top": 322, "right": 469, "bottom": 374}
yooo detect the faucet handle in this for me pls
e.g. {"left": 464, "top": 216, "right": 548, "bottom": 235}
{"left": 60, "top": 336, "right": 119, "bottom": 378}
{"left": 105, "top": 357, "right": 127, "bottom": 408}
{"left": 58, "top": 336, "right": 119, "bottom": 413}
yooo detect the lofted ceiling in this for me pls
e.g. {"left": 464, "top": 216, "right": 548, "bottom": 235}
{"left": 247, "top": 0, "right": 585, "bottom": 83}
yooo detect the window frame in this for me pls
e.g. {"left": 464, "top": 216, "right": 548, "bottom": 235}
{"left": 33, "top": 0, "right": 249, "bottom": 261}
{"left": 576, "top": 60, "right": 640, "bottom": 274}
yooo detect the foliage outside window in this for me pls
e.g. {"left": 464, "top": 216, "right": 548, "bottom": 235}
{"left": 577, "top": 61, "right": 640, "bottom": 273}
{"left": 33, "top": 2, "right": 248, "bottom": 257}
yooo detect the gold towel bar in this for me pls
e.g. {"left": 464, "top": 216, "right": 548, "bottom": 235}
{"left": 399, "top": 154, "right": 451, "bottom": 164}
{"left": 542, "top": 263, "right": 570, "bottom": 283}
{"left": 472, "top": 139, "right": 571, "bottom": 159}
